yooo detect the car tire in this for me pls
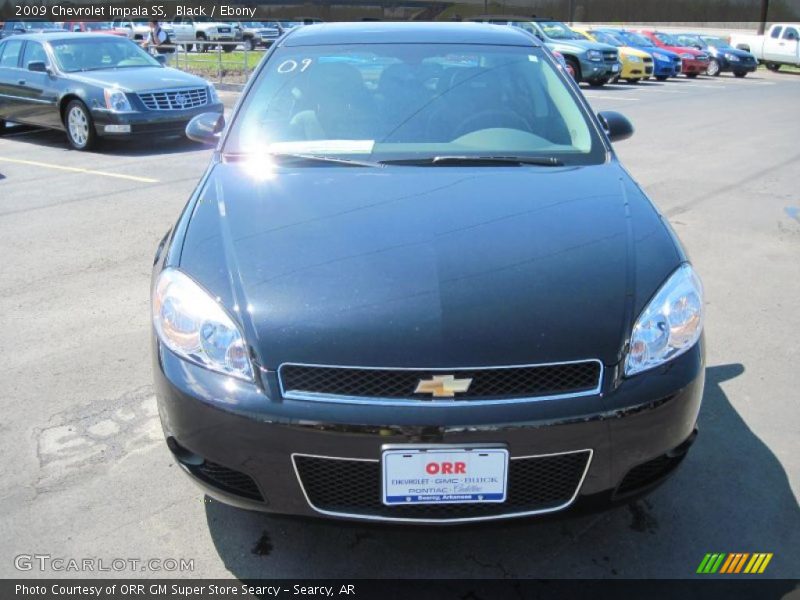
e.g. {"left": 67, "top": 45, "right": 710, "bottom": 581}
{"left": 733, "top": 71, "right": 748, "bottom": 78}
{"left": 223, "top": 44, "right": 235, "bottom": 53}
{"left": 765, "top": 62, "right": 780, "bottom": 72}
{"left": 564, "top": 56, "right": 581, "bottom": 82}
{"left": 707, "top": 59, "right": 720, "bottom": 76}
{"left": 196, "top": 34, "right": 208, "bottom": 53}
{"left": 588, "top": 77, "right": 609, "bottom": 87}
{"left": 64, "top": 100, "right": 97, "bottom": 151}
{"left": 686, "top": 72, "right": 699, "bottom": 78}
{"left": 244, "top": 37, "right": 256, "bottom": 51}
{"left": 0, "top": 119, "right": 6, "bottom": 135}
{"left": 655, "top": 75, "right": 668, "bottom": 81}
{"left": 625, "top": 78, "right": 640, "bottom": 84}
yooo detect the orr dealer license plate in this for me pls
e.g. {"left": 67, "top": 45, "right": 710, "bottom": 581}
{"left": 382, "top": 447, "right": 508, "bottom": 505}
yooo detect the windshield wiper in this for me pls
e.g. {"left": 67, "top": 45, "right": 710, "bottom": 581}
{"left": 380, "top": 156, "right": 564, "bottom": 167}
{"left": 224, "top": 152, "right": 380, "bottom": 168}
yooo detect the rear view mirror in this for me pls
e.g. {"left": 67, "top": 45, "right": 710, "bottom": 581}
{"left": 186, "top": 112, "right": 225, "bottom": 145}
{"left": 598, "top": 111, "right": 634, "bottom": 142}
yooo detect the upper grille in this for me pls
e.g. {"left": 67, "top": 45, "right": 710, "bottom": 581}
{"left": 293, "top": 451, "right": 591, "bottom": 521}
{"left": 279, "top": 361, "right": 602, "bottom": 403}
{"left": 696, "top": 53, "right": 709, "bottom": 61}
{"left": 603, "top": 51, "right": 618, "bottom": 63}
{"left": 138, "top": 88, "right": 208, "bottom": 111}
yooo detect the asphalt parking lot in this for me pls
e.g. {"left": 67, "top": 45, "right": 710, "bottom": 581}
{"left": 0, "top": 70, "right": 798, "bottom": 580}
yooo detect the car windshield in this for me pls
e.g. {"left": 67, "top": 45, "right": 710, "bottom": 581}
{"left": 537, "top": 21, "right": 584, "bottom": 40}
{"left": 590, "top": 31, "right": 622, "bottom": 46}
{"left": 676, "top": 35, "right": 703, "bottom": 47}
{"left": 655, "top": 32, "right": 681, "bottom": 46}
{"left": 50, "top": 37, "right": 160, "bottom": 72}
{"left": 618, "top": 31, "right": 654, "bottom": 47}
{"left": 701, "top": 36, "right": 730, "bottom": 48}
{"left": 225, "top": 43, "right": 604, "bottom": 165}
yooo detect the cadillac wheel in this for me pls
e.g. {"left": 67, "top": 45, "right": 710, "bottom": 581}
{"left": 65, "top": 100, "right": 96, "bottom": 151}
{"left": 154, "top": 23, "right": 705, "bottom": 525}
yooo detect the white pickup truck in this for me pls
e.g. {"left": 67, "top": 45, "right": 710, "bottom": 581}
{"left": 167, "top": 17, "right": 243, "bottom": 53}
{"left": 729, "top": 23, "right": 800, "bottom": 71}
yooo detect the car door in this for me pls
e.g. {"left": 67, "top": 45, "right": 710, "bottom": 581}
{"left": 763, "top": 25, "right": 785, "bottom": 61}
{"left": 15, "top": 40, "right": 60, "bottom": 128}
{"left": 779, "top": 26, "right": 800, "bottom": 63}
{"left": 0, "top": 39, "right": 25, "bottom": 121}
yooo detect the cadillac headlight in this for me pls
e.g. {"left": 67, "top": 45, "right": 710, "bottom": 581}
{"left": 624, "top": 264, "right": 704, "bottom": 376}
{"left": 104, "top": 88, "right": 132, "bottom": 112}
{"left": 153, "top": 269, "right": 253, "bottom": 380}
{"left": 208, "top": 83, "right": 220, "bottom": 104}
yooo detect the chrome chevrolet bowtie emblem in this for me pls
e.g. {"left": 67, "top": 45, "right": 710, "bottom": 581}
{"left": 415, "top": 375, "right": 473, "bottom": 398}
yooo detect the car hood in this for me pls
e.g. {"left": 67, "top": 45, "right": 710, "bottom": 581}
{"left": 178, "top": 162, "right": 683, "bottom": 369}
{"left": 66, "top": 67, "right": 208, "bottom": 92}
{"left": 709, "top": 45, "right": 753, "bottom": 58}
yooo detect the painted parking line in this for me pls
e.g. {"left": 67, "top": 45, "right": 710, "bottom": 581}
{"left": 0, "top": 156, "right": 159, "bottom": 183}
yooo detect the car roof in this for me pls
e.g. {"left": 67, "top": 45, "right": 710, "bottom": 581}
{"left": 281, "top": 22, "right": 540, "bottom": 47}
{"left": 4, "top": 32, "right": 124, "bottom": 42}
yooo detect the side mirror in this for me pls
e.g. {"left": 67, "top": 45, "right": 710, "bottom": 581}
{"left": 154, "top": 54, "right": 167, "bottom": 65}
{"left": 186, "top": 112, "right": 225, "bottom": 145}
{"left": 27, "top": 61, "right": 49, "bottom": 73}
{"left": 598, "top": 111, "right": 634, "bottom": 142}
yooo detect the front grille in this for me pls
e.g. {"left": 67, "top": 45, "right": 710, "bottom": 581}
{"left": 190, "top": 460, "right": 264, "bottom": 501}
{"left": 615, "top": 454, "right": 685, "bottom": 497}
{"left": 643, "top": 57, "right": 653, "bottom": 64}
{"left": 138, "top": 87, "right": 208, "bottom": 111}
{"left": 279, "top": 361, "right": 601, "bottom": 403}
{"left": 603, "top": 51, "right": 618, "bottom": 63}
{"left": 294, "top": 451, "right": 591, "bottom": 521}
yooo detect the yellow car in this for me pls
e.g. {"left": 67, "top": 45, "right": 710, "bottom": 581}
{"left": 573, "top": 27, "right": 654, "bottom": 83}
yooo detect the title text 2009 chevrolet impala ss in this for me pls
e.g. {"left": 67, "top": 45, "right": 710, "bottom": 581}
{"left": 152, "top": 23, "right": 705, "bottom": 523}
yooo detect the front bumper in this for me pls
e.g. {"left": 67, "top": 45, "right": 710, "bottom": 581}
{"left": 579, "top": 59, "right": 620, "bottom": 81}
{"left": 154, "top": 338, "right": 705, "bottom": 524}
{"left": 719, "top": 57, "right": 758, "bottom": 73}
{"left": 681, "top": 58, "right": 710, "bottom": 74}
{"left": 92, "top": 102, "right": 224, "bottom": 138}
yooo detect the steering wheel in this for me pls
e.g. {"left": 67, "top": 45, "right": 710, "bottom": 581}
{"left": 453, "top": 109, "right": 531, "bottom": 139}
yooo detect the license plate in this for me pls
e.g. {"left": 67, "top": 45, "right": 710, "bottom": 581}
{"left": 612, "top": 64, "right": 620, "bottom": 72}
{"left": 219, "top": 27, "right": 230, "bottom": 33}
{"left": 382, "top": 447, "right": 508, "bottom": 505}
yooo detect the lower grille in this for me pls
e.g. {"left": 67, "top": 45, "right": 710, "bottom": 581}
{"left": 138, "top": 87, "right": 208, "bottom": 110}
{"left": 615, "top": 454, "right": 685, "bottom": 497}
{"left": 279, "top": 360, "right": 602, "bottom": 404}
{"left": 190, "top": 460, "right": 264, "bottom": 501}
{"left": 293, "top": 451, "right": 591, "bottom": 521}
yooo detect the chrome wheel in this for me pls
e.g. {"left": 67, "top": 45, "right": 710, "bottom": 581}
{"left": 67, "top": 106, "right": 89, "bottom": 148}
{"left": 707, "top": 59, "right": 720, "bottom": 76}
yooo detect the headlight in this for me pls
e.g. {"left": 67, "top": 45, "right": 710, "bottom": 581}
{"left": 587, "top": 49, "right": 603, "bottom": 61}
{"left": 627, "top": 55, "right": 642, "bottom": 63}
{"left": 724, "top": 53, "right": 740, "bottom": 61}
{"left": 652, "top": 52, "right": 669, "bottom": 61}
{"left": 624, "top": 264, "right": 704, "bottom": 376}
{"left": 680, "top": 52, "right": 694, "bottom": 59}
{"left": 104, "top": 88, "right": 132, "bottom": 112}
{"left": 208, "top": 83, "right": 220, "bottom": 104}
{"left": 153, "top": 269, "right": 253, "bottom": 380}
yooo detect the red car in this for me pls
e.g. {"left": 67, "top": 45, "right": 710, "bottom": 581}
{"left": 62, "top": 22, "right": 130, "bottom": 37}
{"left": 638, "top": 30, "right": 710, "bottom": 77}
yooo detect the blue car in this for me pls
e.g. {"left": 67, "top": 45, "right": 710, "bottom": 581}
{"left": 603, "top": 29, "right": 682, "bottom": 80}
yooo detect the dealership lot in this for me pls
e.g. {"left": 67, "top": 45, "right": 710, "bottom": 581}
{"left": 0, "top": 69, "right": 798, "bottom": 580}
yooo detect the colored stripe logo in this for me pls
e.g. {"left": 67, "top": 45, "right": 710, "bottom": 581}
{"left": 697, "top": 553, "right": 773, "bottom": 574}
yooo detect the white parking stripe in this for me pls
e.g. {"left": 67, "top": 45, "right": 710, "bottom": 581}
{"left": 0, "top": 157, "right": 159, "bottom": 183}
{"left": 583, "top": 94, "right": 640, "bottom": 101}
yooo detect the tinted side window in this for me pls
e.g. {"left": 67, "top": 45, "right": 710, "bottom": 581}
{"left": 770, "top": 26, "right": 783, "bottom": 38}
{"left": 0, "top": 39, "right": 23, "bottom": 67}
{"left": 22, "top": 41, "right": 47, "bottom": 67}
{"left": 783, "top": 27, "right": 799, "bottom": 40}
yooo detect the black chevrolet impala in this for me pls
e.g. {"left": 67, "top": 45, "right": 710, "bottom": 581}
{"left": 0, "top": 33, "right": 223, "bottom": 150}
{"left": 152, "top": 23, "right": 705, "bottom": 523}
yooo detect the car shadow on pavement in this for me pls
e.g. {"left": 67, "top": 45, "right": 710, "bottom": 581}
{"left": 0, "top": 124, "right": 206, "bottom": 157}
{"left": 204, "top": 363, "right": 799, "bottom": 579}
